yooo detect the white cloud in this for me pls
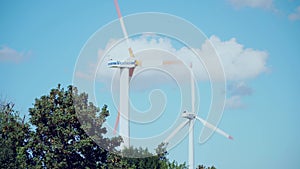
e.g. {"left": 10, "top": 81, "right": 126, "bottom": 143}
{"left": 228, "top": 0, "right": 274, "bottom": 9}
{"left": 75, "top": 35, "right": 269, "bottom": 109}
{"left": 76, "top": 34, "right": 269, "bottom": 83}
{"left": 289, "top": 6, "right": 300, "bottom": 21}
{"left": 207, "top": 35, "right": 269, "bottom": 81}
{"left": 0, "top": 46, "right": 30, "bottom": 64}
{"left": 76, "top": 33, "right": 269, "bottom": 81}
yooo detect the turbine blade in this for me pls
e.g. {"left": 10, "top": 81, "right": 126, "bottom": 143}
{"left": 113, "top": 0, "right": 128, "bottom": 42}
{"left": 138, "top": 59, "right": 182, "bottom": 67}
{"left": 164, "top": 119, "right": 190, "bottom": 144}
{"left": 162, "top": 60, "right": 182, "bottom": 65}
{"left": 129, "top": 68, "right": 135, "bottom": 77}
{"left": 190, "top": 66, "right": 195, "bottom": 113}
{"left": 113, "top": 0, "right": 135, "bottom": 58}
{"left": 139, "top": 59, "right": 163, "bottom": 67}
{"left": 128, "top": 47, "right": 135, "bottom": 58}
{"left": 113, "top": 110, "right": 120, "bottom": 135}
{"left": 195, "top": 116, "right": 233, "bottom": 140}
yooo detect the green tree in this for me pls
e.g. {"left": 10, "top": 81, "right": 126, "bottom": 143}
{"left": 20, "top": 84, "right": 122, "bottom": 168}
{"left": 0, "top": 102, "right": 31, "bottom": 168}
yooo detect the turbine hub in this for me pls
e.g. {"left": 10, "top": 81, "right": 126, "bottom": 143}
{"left": 181, "top": 111, "right": 196, "bottom": 120}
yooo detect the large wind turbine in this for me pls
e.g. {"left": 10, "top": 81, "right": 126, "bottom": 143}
{"left": 109, "top": 0, "right": 180, "bottom": 149}
{"left": 110, "top": 0, "right": 135, "bottom": 149}
{"left": 164, "top": 64, "right": 233, "bottom": 169}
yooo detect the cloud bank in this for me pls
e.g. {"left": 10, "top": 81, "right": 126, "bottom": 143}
{"left": 87, "top": 35, "right": 269, "bottom": 82}
{"left": 75, "top": 34, "right": 269, "bottom": 110}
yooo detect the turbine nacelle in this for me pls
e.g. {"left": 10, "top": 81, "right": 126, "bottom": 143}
{"left": 182, "top": 111, "right": 196, "bottom": 120}
{"left": 107, "top": 59, "right": 137, "bottom": 68}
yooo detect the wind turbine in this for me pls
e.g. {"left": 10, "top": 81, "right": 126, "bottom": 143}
{"left": 164, "top": 64, "right": 233, "bottom": 169}
{"left": 109, "top": 0, "right": 180, "bottom": 149}
{"left": 108, "top": 0, "right": 135, "bottom": 149}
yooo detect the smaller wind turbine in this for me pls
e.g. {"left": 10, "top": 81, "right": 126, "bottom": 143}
{"left": 164, "top": 64, "right": 233, "bottom": 169}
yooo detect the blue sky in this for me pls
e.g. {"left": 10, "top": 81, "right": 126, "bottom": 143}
{"left": 1, "top": 0, "right": 300, "bottom": 169}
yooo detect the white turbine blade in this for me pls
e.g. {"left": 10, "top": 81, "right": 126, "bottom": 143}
{"left": 114, "top": 0, "right": 129, "bottom": 44}
{"left": 190, "top": 64, "right": 195, "bottom": 113}
{"left": 162, "top": 60, "right": 182, "bottom": 65}
{"left": 164, "top": 119, "right": 190, "bottom": 144}
{"left": 138, "top": 59, "right": 182, "bottom": 67}
{"left": 114, "top": 0, "right": 134, "bottom": 58}
{"left": 139, "top": 59, "right": 163, "bottom": 67}
{"left": 195, "top": 116, "right": 233, "bottom": 140}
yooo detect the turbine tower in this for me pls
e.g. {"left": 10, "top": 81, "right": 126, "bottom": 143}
{"left": 164, "top": 64, "right": 233, "bottom": 169}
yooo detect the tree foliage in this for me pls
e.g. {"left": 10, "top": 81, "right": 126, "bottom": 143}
{"left": 19, "top": 84, "right": 122, "bottom": 168}
{"left": 0, "top": 102, "right": 31, "bottom": 168}
{"left": 0, "top": 84, "right": 217, "bottom": 168}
